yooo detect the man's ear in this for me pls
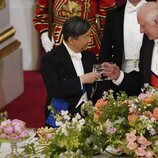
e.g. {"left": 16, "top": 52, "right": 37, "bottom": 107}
{"left": 67, "top": 37, "right": 74, "bottom": 44}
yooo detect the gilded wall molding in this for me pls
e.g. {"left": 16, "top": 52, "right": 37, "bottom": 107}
{"left": 0, "top": 0, "right": 6, "bottom": 10}
{"left": 0, "top": 27, "right": 16, "bottom": 44}
{"left": 0, "top": 40, "right": 21, "bottom": 60}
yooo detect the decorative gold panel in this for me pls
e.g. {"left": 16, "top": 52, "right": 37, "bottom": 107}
{"left": 0, "top": 0, "right": 6, "bottom": 10}
{"left": 0, "top": 40, "right": 21, "bottom": 60}
{"left": 0, "top": 27, "right": 16, "bottom": 44}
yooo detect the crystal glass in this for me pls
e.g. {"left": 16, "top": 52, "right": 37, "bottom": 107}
{"left": 93, "top": 64, "right": 111, "bottom": 81}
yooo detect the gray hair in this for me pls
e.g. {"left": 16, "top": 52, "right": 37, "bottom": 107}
{"left": 137, "top": 2, "right": 158, "bottom": 24}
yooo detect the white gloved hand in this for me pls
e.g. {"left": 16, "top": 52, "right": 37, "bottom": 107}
{"left": 41, "top": 32, "right": 54, "bottom": 52}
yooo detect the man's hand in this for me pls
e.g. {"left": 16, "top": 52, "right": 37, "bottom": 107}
{"left": 101, "top": 62, "right": 121, "bottom": 80}
{"left": 41, "top": 32, "right": 54, "bottom": 52}
{"left": 80, "top": 72, "right": 100, "bottom": 84}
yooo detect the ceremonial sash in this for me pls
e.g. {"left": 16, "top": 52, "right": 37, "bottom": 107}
{"left": 46, "top": 98, "right": 69, "bottom": 128}
{"left": 151, "top": 71, "right": 158, "bottom": 88}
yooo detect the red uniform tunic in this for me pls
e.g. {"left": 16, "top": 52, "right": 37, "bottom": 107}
{"left": 33, "top": 0, "right": 115, "bottom": 55}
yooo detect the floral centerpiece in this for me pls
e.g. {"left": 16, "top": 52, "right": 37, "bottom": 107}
{"left": 0, "top": 119, "right": 30, "bottom": 141}
{"left": 21, "top": 84, "right": 158, "bottom": 158}
{"left": 94, "top": 84, "right": 158, "bottom": 158}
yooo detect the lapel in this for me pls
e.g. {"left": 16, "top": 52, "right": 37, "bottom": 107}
{"left": 58, "top": 44, "right": 91, "bottom": 76}
{"left": 81, "top": 52, "right": 89, "bottom": 74}
{"left": 140, "top": 35, "right": 155, "bottom": 83}
{"left": 58, "top": 43, "right": 77, "bottom": 77}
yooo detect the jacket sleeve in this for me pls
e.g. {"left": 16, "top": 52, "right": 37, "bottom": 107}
{"left": 41, "top": 53, "right": 83, "bottom": 98}
{"left": 116, "top": 71, "right": 141, "bottom": 96}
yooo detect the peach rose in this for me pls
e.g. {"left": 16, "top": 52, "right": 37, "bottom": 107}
{"left": 95, "top": 98, "right": 107, "bottom": 109}
{"left": 143, "top": 111, "right": 153, "bottom": 118}
{"left": 128, "top": 114, "right": 138, "bottom": 123}
{"left": 94, "top": 111, "right": 102, "bottom": 120}
{"left": 127, "top": 142, "right": 138, "bottom": 150}
{"left": 143, "top": 95, "right": 154, "bottom": 104}
{"left": 153, "top": 107, "right": 158, "bottom": 120}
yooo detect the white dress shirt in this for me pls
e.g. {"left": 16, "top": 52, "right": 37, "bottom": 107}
{"left": 113, "top": 0, "right": 146, "bottom": 85}
{"left": 63, "top": 41, "right": 88, "bottom": 107}
{"left": 151, "top": 40, "right": 158, "bottom": 76}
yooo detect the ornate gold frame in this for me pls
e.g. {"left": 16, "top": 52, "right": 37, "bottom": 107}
{"left": 0, "top": 0, "right": 6, "bottom": 10}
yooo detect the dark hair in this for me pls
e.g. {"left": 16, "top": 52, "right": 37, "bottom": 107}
{"left": 62, "top": 16, "right": 91, "bottom": 41}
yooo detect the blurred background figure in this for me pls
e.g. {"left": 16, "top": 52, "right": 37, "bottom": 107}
{"left": 33, "top": 0, "right": 116, "bottom": 56}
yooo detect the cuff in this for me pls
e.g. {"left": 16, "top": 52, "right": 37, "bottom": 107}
{"left": 112, "top": 71, "right": 124, "bottom": 86}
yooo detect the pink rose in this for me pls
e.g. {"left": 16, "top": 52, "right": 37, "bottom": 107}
{"left": 14, "top": 125, "right": 22, "bottom": 134}
{"left": 137, "top": 135, "right": 152, "bottom": 148}
{"left": 19, "top": 130, "right": 29, "bottom": 138}
{"left": 126, "top": 130, "right": 137, "bottom": 142}
{"left": 145, "top": 150, "right": 155, "bottom": 158}
{"left": 12, "top": 119, "right": 25, "bottom": 129}
{"left": 3, "top": 125, "right": 14, "bottom": 134}
{"left": 135, "top": 147, "right": 146, "bottom": 157}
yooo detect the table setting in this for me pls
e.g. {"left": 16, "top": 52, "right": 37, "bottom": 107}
{"left": 0, "top": 84, "right": 158, "bottom": 158}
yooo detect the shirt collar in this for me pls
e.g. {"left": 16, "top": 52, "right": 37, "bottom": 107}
{"left": 63, "top": 41, "right": 82, "bottom": 60}
{"left": 126, "top": 0, "right": 147, "bottom": 13}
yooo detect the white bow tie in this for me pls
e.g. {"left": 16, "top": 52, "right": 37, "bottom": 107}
{"left": 127, "top": 6, "right": 137, "bottom": 13}
{"left": 70, "top": 53, "right": 82, "bottom": 60}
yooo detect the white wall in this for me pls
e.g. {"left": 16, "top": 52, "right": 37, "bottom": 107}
{"left": 9, "top": 0, "right": 41, "bottom": 70}
{"left": 0, "top": 0, "right": 9, "bottom": 29}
